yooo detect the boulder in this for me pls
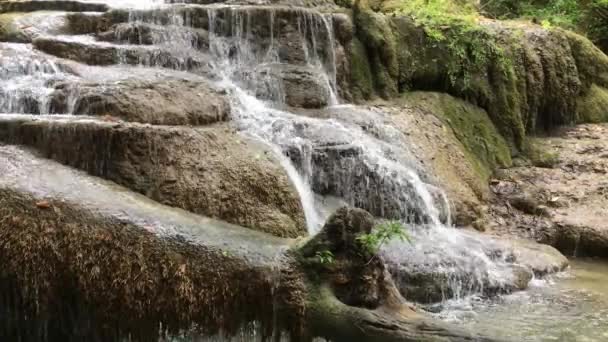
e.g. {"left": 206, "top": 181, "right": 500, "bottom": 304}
{"left": 0, "top": 144, "right": 301, "bottom": 341}
{"left": 249, "top": 64, "right": 332, "bottom": 108}
{"left": 49, "top": 79, "right": 230, "bottom": 125}
{"left": 383, "top": 228, "right": 568, "bottom": 303}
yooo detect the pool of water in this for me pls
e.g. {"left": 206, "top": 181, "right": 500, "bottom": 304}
{"left": 436, "top": 259, "right": 608, "bottom": 341}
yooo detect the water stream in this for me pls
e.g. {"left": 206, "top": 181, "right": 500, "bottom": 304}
{"left": 1, "top": 1, "right": 607, "bottom": 340}
{"left": 439, "top": 259, "right": 608, "bottom": 341}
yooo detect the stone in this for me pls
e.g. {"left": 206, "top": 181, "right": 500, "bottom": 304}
{"left": 249, "top": 64, "right": 332, "bottom": 108}
{"left": 384, "top": 228, "right": 567, "bottom": 304}
{"left": 0, "top": 117, "right": 307, "bottom": 238}
{"left": 0, "top": 1, "right": 108, "bottom": 13}
{"left": 33, "top": 37, "right": 211, "bottom": 72}
{"left": 49, "top": 79, "right": 230, "bottom": 125}
{"left": 96, "top": 22, "right": 209, "bottom": 50}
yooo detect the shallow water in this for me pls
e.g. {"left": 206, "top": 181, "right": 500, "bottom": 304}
{"left": 438, "top": 259, "right": 608, "bottom": 341}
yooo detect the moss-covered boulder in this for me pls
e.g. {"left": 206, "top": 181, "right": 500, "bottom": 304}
{"left": 402, "top": 91, "right": 512, "bottom": 181}
{"left": 349, "top": 1, "right": 608, "bottom": 153}
{"left": 577, "top": 82, "right": 608, "bottom": 123}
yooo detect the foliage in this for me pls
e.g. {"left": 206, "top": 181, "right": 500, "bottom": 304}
{"left": 585, "top": 0, "right": 608, "bottom": 52}
{"left": 315, "top": 250, "right": 335, "bottom": 265}
{"left": 356, "top": 220, "right": 411, "bottom": 255}
{"left": 481, "top": 0, "right": 608, "bottom": 33}
{"left": 383, "top": 0, "right": 512, "bottom": 91}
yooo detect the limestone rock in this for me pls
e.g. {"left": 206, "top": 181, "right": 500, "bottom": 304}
{"left": 249, "top": 64, "right": 332, "bottom": 108}
{"left": 0, "top": 117, "right": 307, "bottom": 238}
{"left": 33, "top": 37, "right": 211, "bottom": 72}
{"left": 0, "top": 1, "right": 108, "bottom": 13}
{"left": 49, "top": 79, "right": 230, "bottom": 126}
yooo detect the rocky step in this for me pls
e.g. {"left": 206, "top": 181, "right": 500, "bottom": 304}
{"left": 383, "top": 228, "right": 569, "bottom": 304}
{"left": 33, "top": 36, "right": 212, "bottom": 72}
{"left": 244, "top": 63, "right": 332, "bottom": 108}
{"left": 0, "top": 143, "right": 296, "bottom": 340}
{"left": 0, "top": 152, "right": 502, "bottom": 340}
{"left": 0, "top": 11, "right": 71, "bottom": 43}
{"left": 65, "top": 5, "right": 352, "bottom": 66}
{"left": 49, "top": 78, "right": 229, "bottom": 125}
{"left": 0, "top": 115, "right": 307, "bottom": 238}
{"left": 96, "top": 22, "right": 209, "bottom": 49}
{"left": 0, "top": 1, "right": 109, "bottom": 14}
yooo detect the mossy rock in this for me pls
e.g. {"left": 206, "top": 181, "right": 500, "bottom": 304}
{"left": 0, "top": 13, "right": 28, "bottom": 42}
{"left": 353, "top": 1, "right": 399, "bottom": 98}
{"left": 403, "top": 91, "right": 512, "bottom": 181}
{"left": 348, "top": 37, "right": 375, "bottom": 100}
{"left": 523, "top": 138, "right": 559, "bottom": 168}
{"left": 350, "top": 2, "right": 608, "bottom": 151}
{"left": 577, "top": 84, "right": 608, "bottom": 123}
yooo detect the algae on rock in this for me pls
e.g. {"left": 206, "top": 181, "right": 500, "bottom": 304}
{"left": 402, "top": 91, "right": 512, "bottom": 182}
{"left": 578, "top": 84, "right": 608, "bottom": 123}
{"left": 349, "top": 0, "right": 608, "bottom": 158}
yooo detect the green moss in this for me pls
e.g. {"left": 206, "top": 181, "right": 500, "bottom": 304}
{"left": 577, "top": 84, "right": 608, "bottom": 123}
{"left": 565, "top": 30, "right": 608, "bottom": 90}
{"left": 524, "top": 139, "right": 560, "bottom": 168}
{"left": 348, "top": 37, "right": 374, "bottom": 101}
{"left": 353, "top": 0, "right": 399, "bottom": 98}
{"left": 351, "top": 0, "right": 608, "bottom": 153}
{"left": 403, "top": 91, "right": 512, "bottom": 181}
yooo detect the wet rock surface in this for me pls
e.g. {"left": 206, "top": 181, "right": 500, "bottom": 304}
{"left": 49, "top": 78, "right": 230, "bottom": 125}
{"left": 383, "top": 227, "right": 567, "bottom": 304}
{"left": 0, "top": 117, "right": 307, "bottom": 238}
{"left": 488, "top": 124, "right": 608, "bottom": 258}
{"left": 33, "top": 36, "right": 212, "bottom": 72}
{"left": 0, "top": 144, "right": 305, "bottom": 341}
{"left": 0, "top": 1, "right": 108, "bottom": 14}
{"left": 249, "top": 64, "right": 332, "bottom": 108}
{"left": 96, "top": 22, "right": 209, "bottom": 48}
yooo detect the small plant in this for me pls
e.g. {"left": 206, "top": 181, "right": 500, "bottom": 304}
{"left": 315, "top": 250, "right": 335, "bottom": 265}
{"left": 356, "top": 220, "right": 411, "bottom": 255}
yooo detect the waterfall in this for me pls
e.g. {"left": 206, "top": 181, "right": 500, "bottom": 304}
{"left": 194, "top": 6, "right": 448, "bottom": 232}
{"left": 0, "top": 43, "right": 66, "bottom": 114}
{"left": 0, "top": 1, "right": 530, "bottom": 303}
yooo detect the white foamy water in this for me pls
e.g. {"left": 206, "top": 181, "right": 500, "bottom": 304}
{"left": 0, "top": 43, "right": 74, "bottom": 114}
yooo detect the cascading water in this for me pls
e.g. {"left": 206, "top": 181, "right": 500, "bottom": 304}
{"left": 0, "top": 43, "right": 69, "bottom": 114}
{"left": 199, "top": 6, "right": 448, "bottom": 232}
{"left": 183, "top": 5, "right": 531, "bottom": 301}
{"left": 0, "top": 0, "right": 537, "bottom": 304}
